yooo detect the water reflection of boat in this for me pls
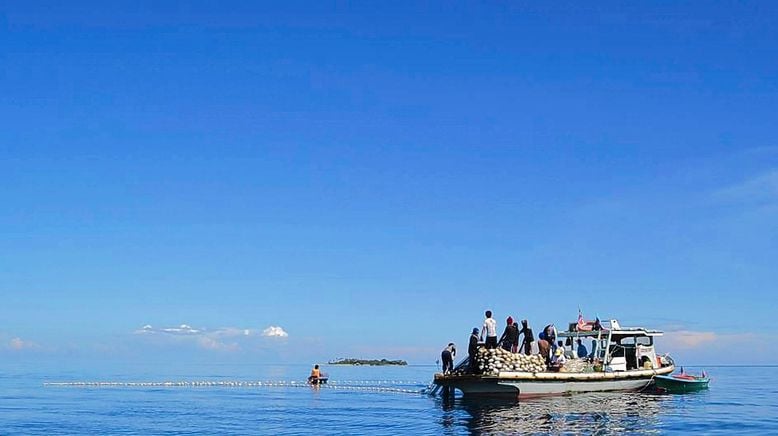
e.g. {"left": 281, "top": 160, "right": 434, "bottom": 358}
{"left": 434, "top": 319, "right": 675, "bottom": 399}
{"left": 442, "top": 392, "right": 669, "bottom": 434}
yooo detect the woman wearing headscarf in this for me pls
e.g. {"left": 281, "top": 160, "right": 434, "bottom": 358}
{"left": 498, "top": 316, "right": 519, "bottom": 352}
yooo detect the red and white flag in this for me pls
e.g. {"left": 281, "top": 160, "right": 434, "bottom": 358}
{"left": 577, "top": 309, "right": 586, "bottom": 330}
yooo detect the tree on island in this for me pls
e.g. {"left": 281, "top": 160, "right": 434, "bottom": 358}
{"left": 327, "top": 358, "right": 407, "bottom": 366}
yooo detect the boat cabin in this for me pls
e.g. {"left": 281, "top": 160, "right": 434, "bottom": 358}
{"left": 559, "top": 319, "right": 663, "bottom": 372}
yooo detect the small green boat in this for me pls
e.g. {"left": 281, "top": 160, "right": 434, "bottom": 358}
{"left": 654, "top": 370, "right": 709, "bottom": 393}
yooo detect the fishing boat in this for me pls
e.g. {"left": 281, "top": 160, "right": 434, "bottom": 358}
{"left": 654, "top": 369, "right": 709, "bottom": 393}
{"left": 433, "top": 319, "right": 676, "bottom": 399}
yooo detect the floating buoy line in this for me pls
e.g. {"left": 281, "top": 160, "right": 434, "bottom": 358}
{"left": 43, "top": 380, "right": 429, "bottom": 395}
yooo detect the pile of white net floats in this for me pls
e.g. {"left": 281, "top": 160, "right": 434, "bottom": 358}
{"left": 476, "top": 347, "right": 546, "bottom": 375}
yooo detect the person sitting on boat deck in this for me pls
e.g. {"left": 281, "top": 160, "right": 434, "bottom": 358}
{"left": 441, "top": 343, "right": 457, "bottom": 373}
{"left": 519, "top": 319, "right": 534, "bottom": 356}
{"left": 481, "top": 310, "right": 498, "bottom": 349}
{"left": 549, "top": 347, "right": 567, "bottom": 371}
{"left": 558, "top": 340, "right": 574, "bottom": 359}
{"left": 498, "top": 316, "right": 519, "bottom": 352}
{"left": 576, "top": 339, "right": 588, "bottom": 359}
{"left": 308, "top": 364, "right": 321, "bottom": 383}
{"left": 468, "top": 328, "right": 480, "bottom": 372}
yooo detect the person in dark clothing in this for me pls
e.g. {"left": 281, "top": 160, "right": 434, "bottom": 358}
{"left": 498, "top": 316, "right": 519, "bottom": 352}
{"left": 577, "top": 339, "right": 588, "bottom": 358}
{"left": 519, "top": 319, "right": 534, "bottom": 355}
{"left": 441, "top": 343, "right": 456, "bottom": 373}
{"left": 468, "top": 328, "right": 480, "bottom": 372}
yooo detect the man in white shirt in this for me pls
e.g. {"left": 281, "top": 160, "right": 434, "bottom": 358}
{"left": 480, "top": 310, "right": 498, "bottom": 349}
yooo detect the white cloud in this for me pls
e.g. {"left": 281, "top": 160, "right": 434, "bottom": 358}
{"left": 261, "top": 326, "right": 289, "bottom": 338}
{"left": 658, "top": 329, "right": 769, "bottom": 364}
{"left": 197, "top": 336, "right": 239, "bottom": 351}
{"left": 663, "top": 330, "right": 718, "bottom": 348}
{"left": 716, "top": 169, "right": 778, "bottom": 204}
{"left": 209, "top": 327, "right": 252, "bottom": 338}
{"left": 134, "top": 324, "right": 201, "bottom": 335}
{"left": 744, "top": 145, "right": 778, "bottom": 156}
{"left": 7, "top": 337, "right": 38, "bottom": 351}
{"left": 134, "top": 323, "right": 288, "bottom": 351}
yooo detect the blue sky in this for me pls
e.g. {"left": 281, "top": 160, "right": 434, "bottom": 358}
{"left": 1, "top": 2, "right": 777, "bottom": 365}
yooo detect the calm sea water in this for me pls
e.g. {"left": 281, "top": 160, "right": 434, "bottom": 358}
{"left": 1, "top": 362, "right": 776, "bottom": 435}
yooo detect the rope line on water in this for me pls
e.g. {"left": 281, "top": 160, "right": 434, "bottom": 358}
{"left": 42, "top": 380, "right": 428, "bottom": 395}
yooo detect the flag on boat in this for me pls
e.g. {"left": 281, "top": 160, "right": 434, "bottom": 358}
{"left": 577, "top": 309, "right": 586, "bottom": 331}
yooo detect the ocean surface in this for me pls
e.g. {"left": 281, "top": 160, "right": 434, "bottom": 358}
{"left": 1, "top": 362, "right": 776, "bottom": 435}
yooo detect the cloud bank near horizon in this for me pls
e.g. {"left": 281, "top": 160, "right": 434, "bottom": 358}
{"left": 7, "top": 337, "right": 39, "bottom": 351}
{"left": 134, "top": 323, "right": 289, "bottom": 351}
{"left": 715, "top": 169, "right": 778, "bottom": 204}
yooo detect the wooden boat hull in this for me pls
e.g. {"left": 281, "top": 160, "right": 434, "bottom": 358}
{"left": 434, "top": 365, "right": 675, "bottom": 399}
{"left": 654, "top": 375, "right": 708, "bottom": 393}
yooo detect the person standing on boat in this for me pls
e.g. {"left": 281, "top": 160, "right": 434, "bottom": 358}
{"left": 441, "top": 343, "right": 456, "bottom": 373}
{"left": 481, "top": 310, "right": 498, "bottom": 349}
{"left": 538, "top": 324, "right": 556, "bottom": 364}
{"left": 576, "top": 339, "right": 588, "bottom": 358}
{"left": 588, "top": 339, "right": 598, "bottom": 359}
{"left": 519, "top": 319, "right": 534, "bottom": 355}
{"left": 538, "top": 339, "right": 551, "bottom": 365}
{"left": 510, "top": 318, "right": 520, "bottom": 352}
{"left": 498, "top": 316, "right": 519, "bottom": 352}
{"left": 468, "top": 328, "right": 479, "bottom": 372}
{"left": 539, "top": 324, "right": 557, "bottom": 349}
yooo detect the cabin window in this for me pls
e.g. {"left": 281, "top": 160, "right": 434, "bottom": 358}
{"left": 615, "top": 336, "right": 653, "bottom": 346}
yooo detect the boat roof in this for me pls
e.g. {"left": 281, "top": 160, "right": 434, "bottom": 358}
{"left": 559, "top": 328, "right": 664, "bottom": 337}
{"left": 558, "top": 319, "right": 664, "bottom": 337}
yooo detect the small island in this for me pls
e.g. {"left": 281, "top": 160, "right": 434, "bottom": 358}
{"left": 328, "top": 358, "right": 408, "bottom": 366}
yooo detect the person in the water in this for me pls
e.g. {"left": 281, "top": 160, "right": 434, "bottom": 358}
{"left": 308, "top": 364, "right": 321, "bottom": 384}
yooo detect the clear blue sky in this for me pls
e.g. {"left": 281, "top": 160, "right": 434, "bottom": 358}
{"left": 1, "top": 2, "right": 776, "bottom": 365}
